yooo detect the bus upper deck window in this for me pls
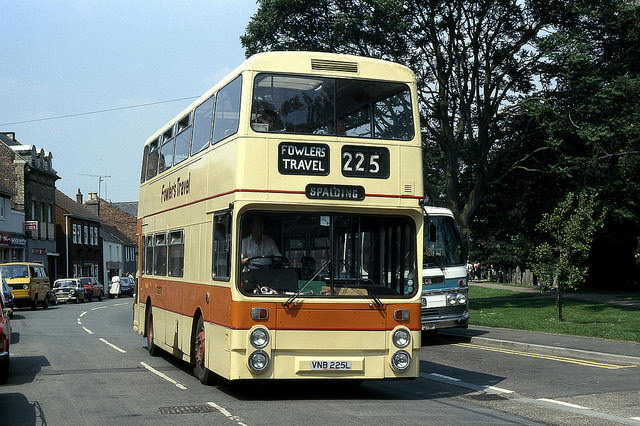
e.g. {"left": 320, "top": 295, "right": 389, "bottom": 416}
{"left": 191, "top": 95, "right": 214, "bottom": 155}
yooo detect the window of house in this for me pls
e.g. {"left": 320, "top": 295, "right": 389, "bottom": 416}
{"left": 72, "top": 224, "right": 77, "bottom": 244}
{"left": 153, "top": 233, "right": 167, "bottom": 276}
{"left": 168, "top": 230, "right": 184, "bottom": 277}
{"left": 0, "top": 198, "right": 5, "bottom": 219}
{"left": 84, "top": 225, "right": 88, "bottom": 244}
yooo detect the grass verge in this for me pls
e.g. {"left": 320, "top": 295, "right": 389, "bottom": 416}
{"left": 469, "top": 286, "right": 640, "bottom": 343}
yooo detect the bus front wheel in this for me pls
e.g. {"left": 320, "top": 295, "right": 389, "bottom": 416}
{"left": 193, "top": 316, "right": 213, "bottom": 385}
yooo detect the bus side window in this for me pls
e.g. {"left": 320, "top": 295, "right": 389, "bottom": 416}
{"left": 144, "top": 235, "right": 153, "bottom": 275}
{"left": 191, "top": 95, "right": 214, "bottom": 155}
{"left": 174, "top": 114, "right": 192, "bottom": 166}
{"left": 212, "top": 75, "right": 242, "bottom": 144}
{"left": 212, "top": 211, "right": 232, "bottom": 281}
{"left": 159, "top": 127, "right": 175, "bottom": 174}
{"left": 168, "top": 230, "right": 184, "bottom": 277}
{"left": 146, "top": 137, "right": 160, "bottom": 180}
{"left": 153, "top": 233, "right": 167, "bottom": 276}
{"left": 141, "top": 145, "right": 149, "bottom": 183}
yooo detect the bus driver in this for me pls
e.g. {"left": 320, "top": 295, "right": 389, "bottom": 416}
{"left": 241, "top": 216, "right": 282, "bottom": 269}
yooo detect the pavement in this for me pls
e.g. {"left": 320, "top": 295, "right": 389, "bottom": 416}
{"left": 435, "top": 282, "right": 640, "bottom": 366}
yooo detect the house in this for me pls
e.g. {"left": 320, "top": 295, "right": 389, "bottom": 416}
{"left": 54, "top": 189, "right": 101, "bottom": 280}
{"left": 0, "top": 132, "right": 59, "bottom": 275}
{"left": 83, "top": 193, "right": 138, "bottom": 284}
{"left": 0, "top": 183, "right": 26, "bottom": 263}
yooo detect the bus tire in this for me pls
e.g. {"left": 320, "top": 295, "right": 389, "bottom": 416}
{"left": 146, "top": 310, "right": 159, "bottom": 356}
{"left": 193, "top": 316, "right": 213, "bottom": 385}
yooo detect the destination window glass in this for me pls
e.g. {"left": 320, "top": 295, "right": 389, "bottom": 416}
{"left": 174, "top": 114, "right": 192, "bottom": 165}
{"left": 251, "top": 73, "right": 414, "bottom": 140}
{"left": 213, "top": 75, "right": 242, "bottom": 144}
{"left": 191, "top": 96, "right": 214, "bottom": 155}
{"left": 168, "top": 230, "right": 184, "bottom": 277}
{"left": 153, "top": 233, "right": 167, "bottom": 276}
{"left": 237, "top": 211, "right": 417, "bottom": 299}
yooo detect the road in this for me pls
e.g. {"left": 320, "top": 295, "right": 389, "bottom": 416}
{"left": 1, "top": 299, "right": 639, "bottom": 425}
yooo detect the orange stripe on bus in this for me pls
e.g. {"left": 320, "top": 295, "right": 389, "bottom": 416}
{"left": 138, "top": 277, "right": 420, "bottom": 331}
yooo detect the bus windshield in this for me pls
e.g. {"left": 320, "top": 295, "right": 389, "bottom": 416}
{"left": 251, "top": 73, "right": 414, "bottom": 140}
{"left": 424, "top": 216, "right": 464, "bottom": 268}
{"left": 239, "top": 212, "right": 417, "bottom": 298}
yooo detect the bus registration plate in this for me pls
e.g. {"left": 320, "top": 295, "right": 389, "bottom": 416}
{"left": 310, "top": 360, "right": 352, "bottom": 370}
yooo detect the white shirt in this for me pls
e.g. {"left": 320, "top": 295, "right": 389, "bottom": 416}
{"left": 242, "top": 234, "right": 281, "bottom": 259}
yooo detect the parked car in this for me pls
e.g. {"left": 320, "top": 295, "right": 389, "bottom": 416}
{"left": 108, "top": 276, "right": 134, "bottom": 298}
{"left": 79, "top": 277, "right": 103, "bottom": 301}
{"left": 0, "top": 262, "right": 50, "bottom": 309}
{"left": 0, "top": 281, "right": 11, "bottom": 384}
{"left": 53, "top": 279, "right": 86, "bottom": 303}
{"left": 1, "top": 274, "right": 14, "bottom": 319}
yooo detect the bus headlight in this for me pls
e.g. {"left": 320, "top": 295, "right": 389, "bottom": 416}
{"left": 391, "top": 350, "right": 411, "bottom": 372}
{"left": 392, "top": 328, "right": 411, "bottom": 348}
{"left": 456, "top": 293, "right": 467, "bottom": 305}
{"left": 447, "top": 293, "right": 457, "bottom": 305}
{"left": 23, "top": 284, "right": 29, "bottom": 290}
{"left": 249, "top": 328, "right": 270, "bottom": 349}
{"left": 248, "top": 350, "right": 270, "bottom": 373}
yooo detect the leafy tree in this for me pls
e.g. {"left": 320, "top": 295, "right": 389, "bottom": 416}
{"left": 533, "top": 191, "right": 606, "bottom": 321}
{"left": 241, "top": 0, "right": 559, "bottom": 245}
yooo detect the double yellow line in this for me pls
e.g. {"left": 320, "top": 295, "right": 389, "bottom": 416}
{"left": 454, "top": 343, "right": 636, "bottom": 370}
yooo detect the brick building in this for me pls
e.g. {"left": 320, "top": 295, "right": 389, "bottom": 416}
{"left": 0, "top": 132, "right": 59, "bottom": 274}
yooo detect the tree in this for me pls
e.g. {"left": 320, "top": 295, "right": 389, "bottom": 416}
{"left": 532, "top": 191, "right": 605, "bottom": 321}
{"left": 241, "top": 0, "right": 559, "bottom": 245}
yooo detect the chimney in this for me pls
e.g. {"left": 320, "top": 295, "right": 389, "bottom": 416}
{"left": 76, "top": 189, "right": 83, "bottom": 204}
{"left": 85, "top": 192, "right": 100, "bottom": 217}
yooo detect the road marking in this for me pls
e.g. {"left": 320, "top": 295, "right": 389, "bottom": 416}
{"left": 453, "top": 343, "right": 635, "bottom": 370}
{"left": 77, "top": 319, "right": 82, "bottom": 325}
{"left": 630, "top": 417, "right": 640, "bottom": 421}
{"left": 421, "top": 372, "right": 513, "bottom": 394}
{"left": 82, "top": 326, "right": 94, "bottom": 335}
{"left": 537, "top": 398, "right": 590, "bottom": 410}
{"left": 99, "top": 338, "right": 127, "bottom": 353}
{"left": 91, "top": 306, "right": 107, "bottom": 311}
{"left": 80, "top": 311, "right": 87, "bottom": 317}
{"left": 140, "top": 362, "right": 187, "bottom": 390}
{"left": 113, "top": 302, "right": 129, "bottom": 306}
{"left": 206, "top": 402, "right": 248, "bottom": 426}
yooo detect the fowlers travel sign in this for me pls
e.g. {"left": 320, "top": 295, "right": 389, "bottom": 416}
{"left": 278, "top": 142, "right": 329, "bottom": 175}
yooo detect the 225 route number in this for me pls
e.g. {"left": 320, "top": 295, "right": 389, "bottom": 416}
{"left": 341, "top": 145, "right": 390, "bottom": 179}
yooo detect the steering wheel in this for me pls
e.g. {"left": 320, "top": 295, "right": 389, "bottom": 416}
{"left": 247, "top": 255, "right": 289, "bottom": 269}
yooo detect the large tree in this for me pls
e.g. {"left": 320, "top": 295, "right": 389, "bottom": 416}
{"left": 241, "top": 0, "right": 558, "bottom": 243}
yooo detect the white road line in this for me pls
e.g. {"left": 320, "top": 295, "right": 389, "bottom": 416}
{"left": 99, "top": 338, "right": 127, "bottom": 353}
{"left": 113, "top": 302, "right": 129, "bottom": 306}
{"left": 77, "top": 319, "right": 82, "bottom": 325}
{"left": 140, "top": 362, "right": 187, "bottom": 390}
{"left": 79, "top": 311, "right": 87, "bottom": 317}
{"left": 630, "top": 417, "right": 640, "bottom": 421}
{"left": 91, "top": 306, "right": 107, "bottom": 311}
{"left": 207, "top": 402, "right": 248, "bottom": 426}
{"left": 82, "top": 326, "right": 94, "bottom": 335}
{"left": 537, "top": 398, "right": 591, "bottom": 410}
{"left": 421, "top": 372, "right": 514, "bottom": 394}
{"left": 430, "top": 373, "right": 461, "bottom": 381}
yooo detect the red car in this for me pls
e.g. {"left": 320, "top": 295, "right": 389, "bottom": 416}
{"left": 0, "top": 281, "right": 11, "bottom": 384}
{"left": 79, "top": 277, "right": 104, "bottom": 301}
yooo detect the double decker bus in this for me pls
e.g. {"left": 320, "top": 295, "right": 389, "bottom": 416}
{"left": 133, "top": 52, "right": 424, "bottom": 383}
{"left": 421, "top": 207, "right": 468, "bottom": 331}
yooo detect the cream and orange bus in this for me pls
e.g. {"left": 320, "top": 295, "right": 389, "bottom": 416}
{"left": 133, "top": 51, "right": 424, "bottom": 383}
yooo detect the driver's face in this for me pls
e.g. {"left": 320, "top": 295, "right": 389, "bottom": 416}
{"left": 250, "top": 218, "right": 264, "bottom": 238}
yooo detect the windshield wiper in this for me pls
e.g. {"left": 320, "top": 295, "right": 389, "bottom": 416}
{"left": 282, "top": 260, "right": 331, "bottom": 307}
{"left": 367, "top": 288, "right": 383, "bottom": 308}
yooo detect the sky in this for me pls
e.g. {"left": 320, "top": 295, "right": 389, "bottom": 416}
{"left": 1, "top": 0, "right": 259, "bottom": 202}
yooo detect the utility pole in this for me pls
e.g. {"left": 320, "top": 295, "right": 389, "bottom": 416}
{"left": 79, "top": 174, "right": 111, "bottom": 199}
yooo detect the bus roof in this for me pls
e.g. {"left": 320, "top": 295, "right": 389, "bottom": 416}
{"left": 143, "top": 51, "right": 418, "bottom": 147}
{"left": 423, "top": 206, "right": 454, "bottom": 218}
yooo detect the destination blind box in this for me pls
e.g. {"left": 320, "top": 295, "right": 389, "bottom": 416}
{"left": 305, "top": 184, "right": 365, "bottom": 201}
